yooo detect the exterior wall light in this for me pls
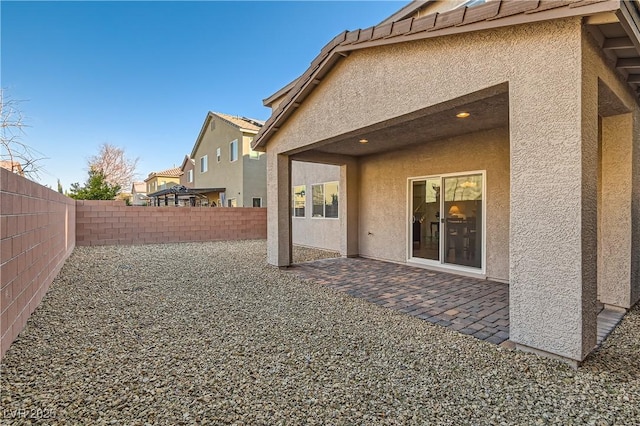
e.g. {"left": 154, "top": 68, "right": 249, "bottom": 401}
{"left": 456, "top": 112, "right": 471, "bottom": 118}
{"left": 359, "top": 139, "right": 369, "bottom": 144}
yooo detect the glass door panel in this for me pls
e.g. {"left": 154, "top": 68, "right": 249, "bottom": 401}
{"left": 443, "top": 174, "right": 482, "bottom": 268}
{"left": 411, "top": 178, "right": 440, "bottom": 261}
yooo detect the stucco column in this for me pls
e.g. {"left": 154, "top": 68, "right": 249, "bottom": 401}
{"left": 267, "top": 152, "right": 291, "bottom": 266}
{"left": 598, "top": 113, "right": 633, "bottom": 309}
{"left": 339, "top": 159, "right": 359, "bottom": 257}
{"left": 632, "top": 110, "right": 640, "bottom": 307}
{"left": 509, "top": 74, "right": 598, "bottom": 364}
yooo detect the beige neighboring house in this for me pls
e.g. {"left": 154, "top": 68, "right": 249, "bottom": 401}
{"left": 190, "top": 112, "right": 266, "bottom": 207}
{"left": 253, "top": 0, "right": 640, "bottom": 366}
{"left": 180, "top": 155, "right": 196, "bottom": 188}
{"left": 0, "top": 160, "right": 24, "bottom": 177}
{"left": 130, "top": 181, "right": 148, "bottom": 206}
{"left": 145, "top": 167, "right": 182, "bottom": 206}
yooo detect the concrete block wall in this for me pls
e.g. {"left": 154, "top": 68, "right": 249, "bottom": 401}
{"left": 1, "top": 168, "right": 76, "bottom": 358}
{"left": 75, "top": 200, "right": 266, "bottom": 246}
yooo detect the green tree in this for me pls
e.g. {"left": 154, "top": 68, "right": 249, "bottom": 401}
{"left": 57, "top": 178, "right": 63, "bottom": 194}
{"left": 68, "top": 169, "right": 121, "bottom": 200}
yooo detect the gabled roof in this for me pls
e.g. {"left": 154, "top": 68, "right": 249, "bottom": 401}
{"left": 144, "top": 167, "right": 183, "bottom": 182}
{"left": 190, "top": 111, "right": 265, "bottom": 158}
{"left": 179, "top": 155, "right": 195, "bottom": 172}
{"left": 253, "top": 0, "right": 640, "bottom": 150}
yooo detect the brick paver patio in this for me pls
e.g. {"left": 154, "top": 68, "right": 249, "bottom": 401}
{"left": 290, "top": 257, "right": 510, "bottom": 345}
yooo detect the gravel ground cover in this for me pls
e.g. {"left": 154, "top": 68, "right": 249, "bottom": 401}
{"left": 1, "top": 240, "right": 638, "bottom": 425}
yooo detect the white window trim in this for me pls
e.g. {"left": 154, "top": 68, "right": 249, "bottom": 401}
{"left": 230, "top": 140, "right": 238, "bottom": 162}
{"left": 200, "top": 155, "right": 208, "bottom": 173}
{"left": 216, "top": 147, "right": 221, "bottom": 163}
{"left": 252, "top": 197, "right": 262, "bottom": 207}
{"left": 187, "top": 169, "right": 193, "bottom": 183}
{"left": 311, "top": 181, "right": 339, "bottom": 220}
{"left": 227, "top": 197, "right": 237, "bottom": 207}
{"left": 292, "top": 185, "right": 306, "bottom": 218}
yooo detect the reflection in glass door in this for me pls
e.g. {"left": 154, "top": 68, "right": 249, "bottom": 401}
{"left": 410, "top": 173, "right": 483, "bottom": 270}
{"left": 411, "top": 178, "right": 440, "bottom": 261}
{"left": 443, "top": 174, "right": 482, "bottom": 268}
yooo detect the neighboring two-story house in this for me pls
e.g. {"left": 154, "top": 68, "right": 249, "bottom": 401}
{"left": 190, "top": 112, "right": 266, "bottom": 208}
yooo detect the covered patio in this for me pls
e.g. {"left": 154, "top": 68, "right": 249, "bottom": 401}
{"left": 254, "top": 0, "right": 640, "bottom": 366}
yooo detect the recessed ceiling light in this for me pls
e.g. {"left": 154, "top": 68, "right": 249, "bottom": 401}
{"left": 456, "top": 112, "right": 471, "bottom": 118}
{"left": 359, "top": 139, "right": 369, "bottom": 144}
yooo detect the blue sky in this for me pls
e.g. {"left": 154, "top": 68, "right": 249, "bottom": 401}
{"left": 1, "top": 0, "right": 406, "bottom": 191}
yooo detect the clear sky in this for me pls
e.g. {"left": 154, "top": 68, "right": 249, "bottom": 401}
{"left": 1, "top": 0, "right": 406, "bottom": 191}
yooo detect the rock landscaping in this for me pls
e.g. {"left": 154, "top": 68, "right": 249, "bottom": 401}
{"left": 1, "top": 241, "right": 638, "bottom": 424}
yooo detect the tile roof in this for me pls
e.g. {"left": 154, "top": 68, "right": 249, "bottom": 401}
{"left": 253, "top": 0, "right": 636, "bottom": 150}
{"left": 145, "top": 167, "right": 183, "bottom": 181}
{"left": 213, "top": 112, "right": 264, "bottom": 132}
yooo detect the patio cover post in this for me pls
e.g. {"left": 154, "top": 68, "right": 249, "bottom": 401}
{"left": 267, "top": 153, "right": 292, "bottom": 266}
{"left": 598, "top": 113, "right": 635, "bottom": 309}
{"left": 340, "top": 159, "right": 359, "bottom": 257}
{"left": 508, "top": 63, "right": 598, "bottom": 365}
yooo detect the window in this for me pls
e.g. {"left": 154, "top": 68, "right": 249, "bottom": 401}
{"left": 312, "top": 182, "right": 338, "bottom": 218}
{"left": 252, "top": 197, "right": 262, "bottom": 207}
{"left": 228, "top": 198, "right": 237, "bottom": 207}
{"left": 187, "top": 169, "right": 193, "bottom": 183}
{"left": 292, "top": 185, "right": 306, "bottom": 217}
{"left": 200, "top": 155, "right": 208, "bottom": 173}
{"left": 216, "top": 147, "right": 221, "bottom": 163}
{"left": 210, "top": 120, "right": 215, "bottom": 131}
{"left": 230, "top": 140, "right": 238, "bottom": 162}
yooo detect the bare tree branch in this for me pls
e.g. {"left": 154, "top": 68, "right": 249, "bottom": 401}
{"left": 88, "top": 143, "right": 139, "bottom": 191}
{"left": 0, "top": 88, "right": 47, "bottom": 180}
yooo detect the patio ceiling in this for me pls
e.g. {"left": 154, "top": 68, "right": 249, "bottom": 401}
{"left": 291, "top": 89, "right": 509, "bottom": 159}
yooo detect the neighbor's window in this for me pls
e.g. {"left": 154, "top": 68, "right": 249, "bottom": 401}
{"left": 216, "top": 147, "right": 221, "bottom": 163}
{"left": 292, "top": 185, "right": 306, "bottom": 217}
{"left": 252, "top": 197, "right": 262, "bottom": 207}
{"left": 187, "top": 169, "right": 193, "bottom": 183}
{"left": 312, "top": 182, "right": 338, "bottom": 218}
{"left": 228, "top": 198, "right": 237, "bottom": 207}
{"left": 200, "top": 155, "right": 208, "bottom": 173}
{"left": 230, "top": 140, "right": 238, "bottom": 162}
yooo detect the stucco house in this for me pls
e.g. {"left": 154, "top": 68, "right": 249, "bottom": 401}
{"left": 145, "top": 167, "right": 182, "bottom": 206}
{"left": 190, "top": 112, "right": 267, "bottom": 208}
{"left": 130, "top": 181, "right": 148, "bottom": 206}
{"left": 253, "top": 0, "right": 640, "bottom": 365}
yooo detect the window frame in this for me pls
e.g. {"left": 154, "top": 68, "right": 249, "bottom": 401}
{"left": 252, "top": 197, "right": 262, "bottom": 207}
{"left": 292, "top": 185, "right": 306, "bottom": 218}
{"left": 216, "top": 147, "right": 221, "bottom": 163}
{"left": 200, "top": 155, "right": 208, "bottom": 173}
{"left": 230, "top": 139, "right": 238, "bottom": 162}
{"left": 311, "top": 181, "right": 339, "bottom": 219}
{"left": 187, "top": 169, "right": 193, "bottom": 183}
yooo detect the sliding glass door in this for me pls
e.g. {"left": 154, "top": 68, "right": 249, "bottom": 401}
{"left": 410, "top": 172, "right": 484, "bottom": 271}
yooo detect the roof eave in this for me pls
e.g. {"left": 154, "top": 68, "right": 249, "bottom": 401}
{"left": 252, "top": 0, "right": 625, "bottom": 151}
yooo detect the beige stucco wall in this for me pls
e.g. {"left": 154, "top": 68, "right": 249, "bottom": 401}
{"left": 193, "top": 116, "right": 266, "bottom": 207}
{"left": 180, "top": 159, "right": 195, "bottom": 188}
{"left": 582, "top": 29, "right": 640, "bottom": 310}
{"left": 241, "top": 135, "right": 268, "bottom": 207}
{"left": 359, "top": 127, "right": 509, "bottom": 281}
{"left": 291, "top": 161, "right": 341, "bottom": 251}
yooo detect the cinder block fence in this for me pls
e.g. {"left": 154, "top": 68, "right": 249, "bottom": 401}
{"left": 1, "top": 171, "right": 266, "bottom": 358}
